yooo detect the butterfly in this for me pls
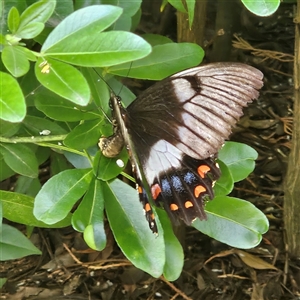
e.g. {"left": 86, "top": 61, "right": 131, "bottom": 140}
{"left": 99, "top": 62, "right": 264, "bottom": 233}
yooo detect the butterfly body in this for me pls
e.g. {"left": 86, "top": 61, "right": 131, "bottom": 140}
{"left": 99, "top": 62, "right": 263, "bottom": 233}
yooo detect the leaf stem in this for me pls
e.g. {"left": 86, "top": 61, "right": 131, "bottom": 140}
{"left": 0, "top": 134, "right": 67, "bottom": 143}
{"left": 0, "top": 135, "right": 86, "bottom": 156}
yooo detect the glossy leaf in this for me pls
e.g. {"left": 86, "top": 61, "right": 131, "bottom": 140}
{"left": 45, "top": 31, "right": 152, "bottom": 67}
{"left": 0, "top": 72, "right": 26, "bottom": 122}
{"left": 142, "top": 33, "right": 173, "bottom": 46}
{"left": 218, "top": 142, "right": 258, "bottom": 182}
{"left": 98, "top": 0, "right": 142, "bottom": 16}
{"left": 108, "top": 43, "right": 204, "bottom": 80}
{"left": 186, "top": 0, "right": 196, "bottom": 28}
{"left": 194, "top": 196, "right": 269, "bottom": 249}
{"left": 2, "top": 46, "right": 30, "bottom": 77}
{"left": 1, "top": 190, "right": 71, "bottom": 228}
{"left": 34, "top": 88, "right": 97, "bottom": 121}
{"left": 7, "top": 6, "right": 20, "bottom": 33}
{"left": 241, "top": 0, "right": 280, "bottom": 16}
{"left": 167, "top": 0, "right": 186, "bottom": 12}
{"left": 39, "top": 4, "right": 150, "bottom": 67}
{"left": 34, "top": 169, "right": 93, "bottom": 224}
{"left": 64, "top": 151, "right": 93, "bottom": 169}
{"left": 105, "top": 179, "right": 165, "bottom": 278}
{"left": 0, "top": 158, "right": 15, "bottom": 181}
{"left": 0, "top": 278, "right": 7, "bottom": 289}
{"left": 15, "top": 176, "right": 41, "bottom": 197}
{"left": 0, "top": 1, "right": 27, "bottom": 34}
{"left": 18, "top": 0, "right": 56, "bottom": 28}
{"left": 64, "top": 119, "right": 103, "bottom": 151}
{"left": 42, "top": 5, "right": 122, "bottom": 52}
{"left": 73, "top": 178, "right": 106, "bottom": 251}
{"left": 157, "top": 209, "right": 184, "bottom": 281}
{"left": 0, "top": 143, "right": 38, "bottom": 178}
{"left": 35, "top": 58, "right": 90, "bottom": 106}
{"left": 0, "top": 120, "right": 20, "bottom": 137}
{"left": 80, "top": 68, "right": 110, "bottom": 111}
{"left": 50, "top": 152, "right": 71, "bottom": 176}
{"left": 0, "top": 224, "right": 41, "bottom": 260}
{"left": 213, "top": 160, "right": 233, "bottom": 196}
{"left": 16, "top": 22, "right": 44, "bottom": 39}
{"left": 94, "top": 149, "right": 128, "bottom": 181}
{"left": 22, "top": 115, "right": 68, "bottom": 135}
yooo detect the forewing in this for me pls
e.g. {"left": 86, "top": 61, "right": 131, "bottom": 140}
{"left": 126, "top": 62, "right": 263, "bottom": 160}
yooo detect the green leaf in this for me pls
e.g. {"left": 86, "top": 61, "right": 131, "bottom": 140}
{"left": 241, "top": 0, "right": 280, "bottom": 16}
{"left": 0, "top": 1, "right": 27, "bottom": 35}
{"left": 34, "top": 169, "right": 93, "bottom": 224}
{"left": 16, "top": 21, "right": 45, "bottom": 39}
{"left": 186, "top": 0, "right": 195, "bottom": 28}
{"left": 214, "top": 160, "right": 234, "bottom": 196}
{"left": 15, "top": 176, "right": 41, "bottom": 197}
{"left": 64, "top": 119, "right": 103, "bottom": 151}
{"left": 64, "top": 151, "right": 92, "bottom": 169}
{"left": 80, "top": 68, "right": 110, "bottom": 111}
{"left": 102, "top": 0, "right": 141, "bottom": 31}
{"left": 106, "top": 76, "right": 136, "bottom": 107}
{"left": 35, "top": 58, "right": 90, "bottom": 106}
{"left": 0, "top": 198, "right": 2, "bottom": 222}
{"left": 0, "top": 143, "right": 38, "bottom": 178}
{"left": 218, "top": 142, "right": 258, "bottom": 182}
{"left": 0, "top": 278, "right": 7, "bottom": 289}
{"left": 7, "top": 6, "right": 20, "bottom": 33}
{"left": 1, "top": 190, "right": 71, "bottom": 228}
{"left": 73, "top": 178, "right": 106, "bottom": 251}
{"left": 50, "top": 152, "right": 71, "bottom": 176}
{"left": 35, "top": 146, "right": 51, "bottom": 166}
{"left": 0, "top": 71, "right": 26, "bottom": 122}
{"left": 105, "top": 179, "right": 165, "bottom": 278}
{"left": 167, "top": 0, "right": 187, "bottom": 12}
{"left": 0, "top": 224, "right": 41, "bottom": 260}
{"left": 93, "top": 149, "right": 128, "bottom": 181}
{"left": 0, "top": 157, "right": 15, "bottom": 181}
{"left": 108, "top": 42, "right": 204, "bottom": 80}
{"left": 194, "top": 196, "right": 269, "bottom": 249}
{"left": 157, "top": 209, "right": 184, "bottom": 281}
{"left": 35, "top": 88, "right": 97, "bottom": 121}
{"left": 142, "top": 33, "right": 173, "bottom": 46}
{"left": 42, "top": 5, "right": 123, "bottom": 52}
{"left": 2, "top": 46, "right": 30, "bottom": 77}
{"left": 0, "top": 119, "right": 20, "bottom": 137}
{"left": 22, "top": 115, "right": 68, "bottom": 135}
{"left": 44, "top": 31, "right": 152, "bottom": 67}
{"left": 19, "top": 0, "right": 56, "bottom": 28}
{"left": 45, "top": 0, "right": 74, "bottom": 31}
{"left": 100, "top": 0, "right": 142, "bottom": 16}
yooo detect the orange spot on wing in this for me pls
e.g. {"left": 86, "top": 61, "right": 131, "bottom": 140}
{"left": 170, "top": 203, "right": 179, "bottom": 211}
{"left": 145, "top": 203, "right": 151, "bottom": 212}
{"left": 194, "top": 185, "right": 206, "bottom": 197}
{"left": 185, "top": 201, "right": 193, "bottom": 208}
{"left": 137, "top": 185, "right": 143, "bottom": 194}
{"left": 151, "top": 183, "right": 161, "bottom": 200}
{"left": 198, "top": 165, "right": 211, "bottom": 178}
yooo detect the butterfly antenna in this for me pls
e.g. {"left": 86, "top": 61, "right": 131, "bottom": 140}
{"left": 92, "top": 68, "right": 115, "bottom": 124}
{"left": 117, "top": 61, "right": 133, "bottom": 96}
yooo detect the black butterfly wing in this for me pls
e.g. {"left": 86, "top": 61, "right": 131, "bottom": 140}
{"left": 133, "top": 137, "right": 221, "bottom": 232}
{"left": 109, "top": 62, "right": 263, "bottom": 232}
{"left": 126, "top": 62, "right": 263, "bottom": 160}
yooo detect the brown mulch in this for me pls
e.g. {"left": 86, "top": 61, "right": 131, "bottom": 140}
{"left": 1, "top": 3, "right": 298, "bottom": 300}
